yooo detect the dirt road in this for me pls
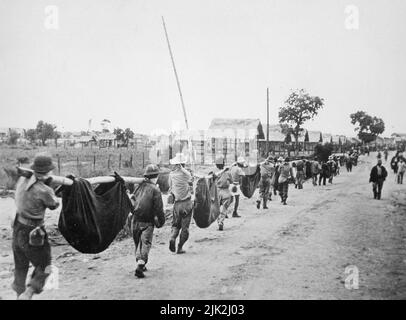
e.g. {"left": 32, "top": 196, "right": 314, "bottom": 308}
{"left": 1, "top": 152, "right": 405, "bottom": 300}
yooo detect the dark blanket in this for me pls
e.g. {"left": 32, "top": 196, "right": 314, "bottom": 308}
{"left": 58, "top": 175, "right": 133, "bottom": 254}
{"left": 193, "top": 177, "right": 220, "bottom": 228}
{"left": 157, "top": 168, "right": 171, "bottom": 193}
{"left": 241, "top": 165, "right": 261, "bottom": 198}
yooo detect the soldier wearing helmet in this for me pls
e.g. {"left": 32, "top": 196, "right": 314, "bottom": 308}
{"left": 130, "top": 164, "right": 166, "bottom": 278}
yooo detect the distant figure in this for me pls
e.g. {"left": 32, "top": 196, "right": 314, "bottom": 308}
{"left": 229, "top": 157, "right": 247, "bottom": 217}
{"left": 311, "top": 159, "right": 320, "bottom": 186}
{"left": 327, "top": 156, "right": 336, "bottom": 184}
{"left": 397, "top": 159, "right": 406, "bottom": 184}
{"left": 214, "top": 156, "right": 233, "bottom": 231}
{"left": 277, "top": 157, "right": 294, "bottom": 205}
{"left": 346, "top": 154, "right": 353, "bottom": 172}
{"left": 369, "top": 159, "right": 388, "bottom": 200}
{"left": 319, "top": 160, "right": 330, "bottom": 186}
{"left": 295, "top": 157, "right": 306, "bottom": 190}
{"left": 256, "top": 156, "right": 275, "bottom": 209}
{"left": 384, "top": 148, "right": 389, "bottom": 162}
{"left": 272, "top": 157, "right": 283, "bottom": 197}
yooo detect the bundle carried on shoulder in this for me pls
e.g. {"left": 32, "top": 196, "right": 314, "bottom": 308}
{"left": 193, "top": 176, "right": 220, "bottom": 228}
{"left": 58, "top": 173, "right": 133, "bottom": 254}
{"left": 241, "top": 164, "right": 261, "bottom": 198}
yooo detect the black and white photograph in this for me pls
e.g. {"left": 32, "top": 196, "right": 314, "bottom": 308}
{"left": 0, "top": 0, "right": 405, "bottom": 304}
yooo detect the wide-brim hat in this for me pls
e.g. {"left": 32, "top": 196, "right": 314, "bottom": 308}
{"left": 170, "top": 153, "right": 188, "bottom": 165}
{"left": 30, "top": 153, "right": 55, "bottom": 174}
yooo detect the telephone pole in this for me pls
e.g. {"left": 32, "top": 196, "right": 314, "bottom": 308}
{"left": 266, "top": 87, "right": 270, "bottom": 156}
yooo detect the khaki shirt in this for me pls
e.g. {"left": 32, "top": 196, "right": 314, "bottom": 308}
{"left": 168, "top": 167, "right": 193, "bottom": 201}
{"left": 15, "top": 175, "right": 59, "bottom": 221}
{"left": 230, "top": 165, "right": 245, "bottom": 184}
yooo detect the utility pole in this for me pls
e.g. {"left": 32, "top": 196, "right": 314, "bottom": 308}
{"left": 162, "top": 16, "right": 195, "bottom": 169}
{"left": 162, "top": 16, "right": 189, "bottom": 130}
{"left": 266, "top": 87, "right": 270, "bottom": 156}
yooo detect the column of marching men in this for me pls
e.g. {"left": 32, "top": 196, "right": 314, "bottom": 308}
{"left": 7, "top": 147, "right": 405, "bottom": 299}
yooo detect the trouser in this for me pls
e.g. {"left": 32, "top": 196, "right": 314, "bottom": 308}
{"left": 328, "top": 173, "right": 334, "bottom": 184}
{"left": 218, "top": 189, "right": 233, "bottom": 226}
{"left": 319, "top": 174, "right": 327, "bottom": 186}
{"left": 373, "top": 180, "right": 384, "bottom": 199}
{"left": 258, "top": 177, "right": 271, "bottom": 204}
{"left": 12, "top": 219, "right": 51, "bottom": 296}
{"left": 397, "top": 172, "right": 404, "bottom": 184}
{"left": 279, "top": 181, "right": 289, "bottom": 202}
{"left": 171, "top": 198, "right": 193, "bottom": 249}
{"left": 296, "top": 171, "right": 305, "bottom": 189}
{"left": 312, "top": 174, "right": 318, "bottom": 186}
{"left": 132, "top": 221, "right": 154, "bottom": 266}
{"left": 346, "top": 164, "right": 352, "bottom": 172}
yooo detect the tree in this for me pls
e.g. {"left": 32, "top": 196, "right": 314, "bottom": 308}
{"left": 7, "top": 129, "right": 19, "bottom": 145}
{"left": 36, "top": 120, "right": 56, "bottom": 146}
{"left": 124, "top": 128, "right": 134, "bottom": 146}
{"left": 350, "top": 111, "right": 385, "bottom": 144}
{"left": 279, "top": 89, "right": 324, "bottom": 154}
{"left": 319, "top": 132, "right": 323, "bottom": 143}
{"left": 26, "top": 129, "right": 37, "bottom": 144}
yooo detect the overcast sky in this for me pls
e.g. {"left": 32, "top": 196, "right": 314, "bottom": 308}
{"left": 0, "top": 0, "right": 405, "bottom": 136}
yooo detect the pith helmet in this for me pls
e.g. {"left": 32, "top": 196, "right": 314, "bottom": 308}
{"left": 30, "top": 153, "right": 55, "bottom": 174}
{"left": 144, "top": 164, "right": 160, "bottom": 177}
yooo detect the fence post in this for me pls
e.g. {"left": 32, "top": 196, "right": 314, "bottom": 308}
{"left": 142, "top": 152, "right": 145, "bottom": 168}
{"left": 108, "top": 155, "right": 111, "bottom": 171}
{"left": 130, "top": 154, "right": 133, "bottom": 168}
{"left": 119, "top": 153, "right": 122, "bottom": 170}
{"left": 57, "top": 154, "right": 61, "bottom": 175}
{"left": 93, "top": 154, "right": 96, "bottom": 171}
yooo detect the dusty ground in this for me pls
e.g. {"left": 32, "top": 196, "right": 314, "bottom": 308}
{"left": 0, "top": 152, "right": 405, "bottom": 300}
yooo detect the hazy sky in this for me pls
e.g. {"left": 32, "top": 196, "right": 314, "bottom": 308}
{"left": 0, "top": 0, "right": 405, "bottom": 136}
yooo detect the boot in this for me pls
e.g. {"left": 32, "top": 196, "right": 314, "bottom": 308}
{"left": 256, "top": 200, "right": 261, "bottom": 209}
{"left": 263, "top": 198, "right": 268, "bottom": 209}
{"left": 135, "top": 264, "right": 145, "bottom": 278}
{"left": 177, "top": 245, "right": 186, "bottom": 254}
{"left": 169, "top": 238, "right": 176, "bottom": 253}
{"left": 232, "top": 212, "right": 241, "bottom": 218}
{"left": 218, "top": 224, "right": 223, "bottom": 231}
{"left": 282, "top": 200, "right": 287, "bottom": 205}
{"left": 18, "top": 287, "right": 35, "bottom": 300}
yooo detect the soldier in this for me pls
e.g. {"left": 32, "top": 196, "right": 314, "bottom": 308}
{"left": 256, "top": 156, "right": 275, "bottom": 210}
{"left": 229, "top": 156, "right": 247, "bottom": 217}
{"left": 295, "top": 157, "right": 306, "bottom": 189}
{"left": 327, "top": 156, "right": 336, "bottom": 184}
{"left": 11, "top": 153, "right": 60, "bottom": 300}
{"left": 311, "top": 159, "right": 320, "bottom": 186}
{"left": 130, "top": 164, "right": 165, "bottom": 278}
{"left": 277, "top": 157, "right": 294, "bottom": 205}
{"left": 213, "top": 156, "right": 233, "bottom": 231}
{"left": 168, "top": 153, "right": 193, "bottom": 254}
{"left": 369, "top": 159, "right": 388, "bottom": 200}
